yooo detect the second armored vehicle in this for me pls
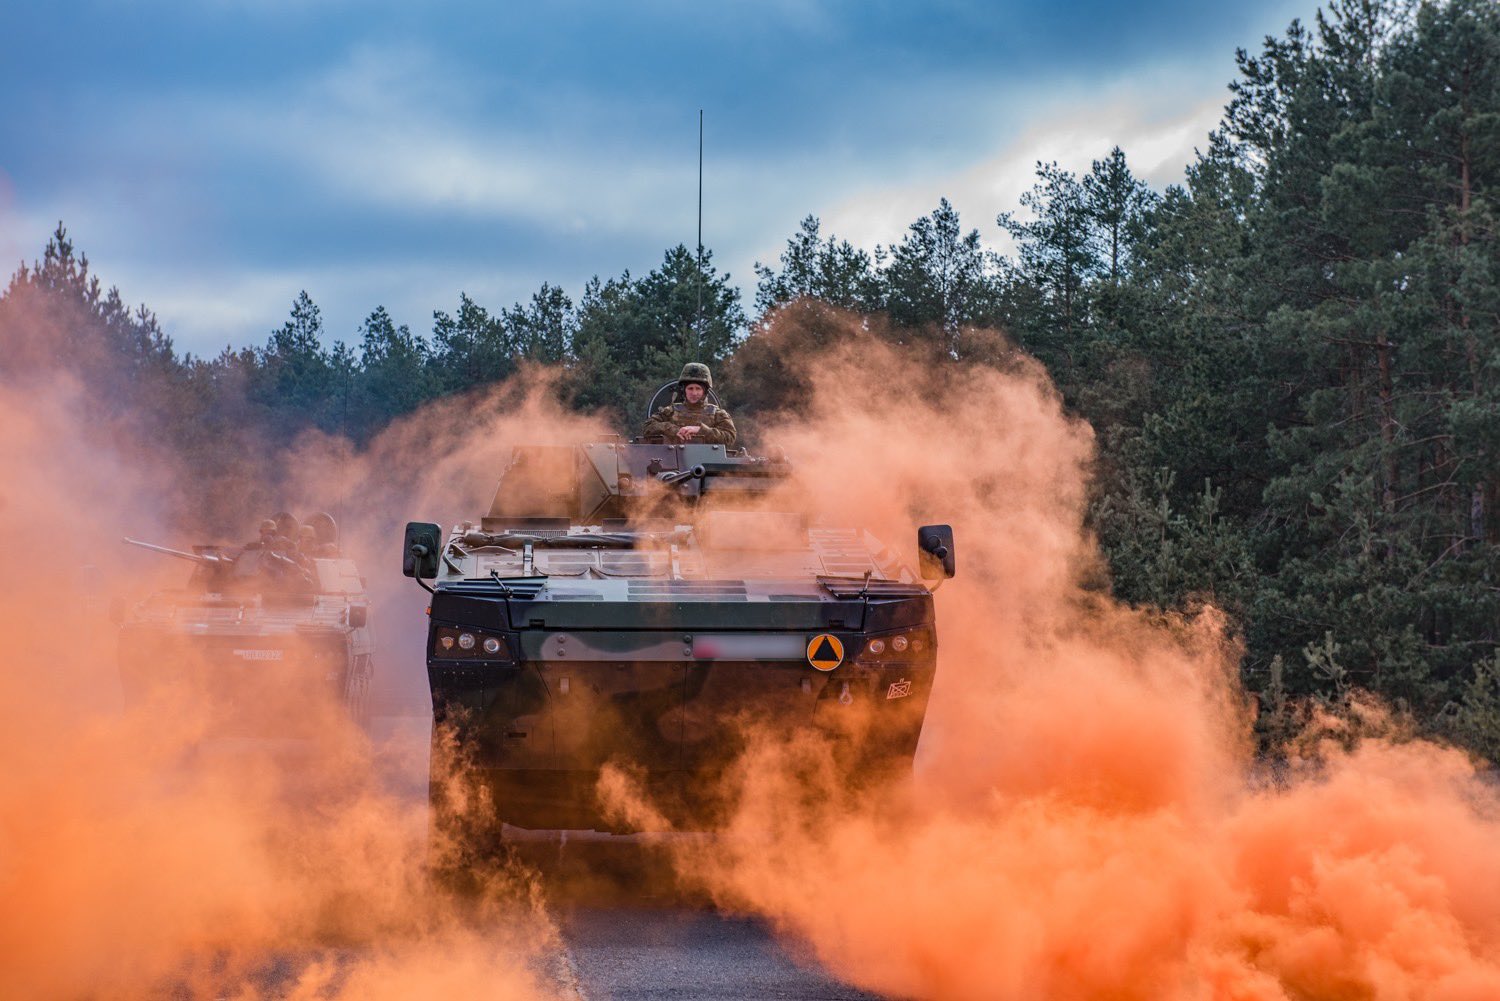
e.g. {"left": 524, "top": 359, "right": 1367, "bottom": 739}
{"left": 117, "top": 513, "right": 374, "bottom": 732}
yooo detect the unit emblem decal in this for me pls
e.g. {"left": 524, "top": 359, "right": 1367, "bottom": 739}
{"left": 806, "top": 634, "right": 844, "bottom": 671}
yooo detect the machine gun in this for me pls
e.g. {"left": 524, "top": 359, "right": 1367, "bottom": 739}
{"left": 121, "top": 538, "right": 234, "bottom": 566}
{"left": 122, "top": 537, "right": 315, "bottom": 589}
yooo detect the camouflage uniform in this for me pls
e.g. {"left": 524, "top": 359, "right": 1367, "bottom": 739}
{"left": 643, "top": 401, "right": 737, "bottom": 445}
{"left": 243, "top": 519, "right": 280, "bottom": 551}
{"left": 642, "top": 362, "right": 738, "bottom": 446}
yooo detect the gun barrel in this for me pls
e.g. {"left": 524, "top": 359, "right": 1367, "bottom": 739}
{"left": 657, "top": 464, "right": 708, "bottom": 486}
{"left": 121, "top": 538, "right": 227, "bottom": 564}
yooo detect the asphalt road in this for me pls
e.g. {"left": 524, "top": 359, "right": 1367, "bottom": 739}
{"left": 367, "top": 712, "right": 890, "bottom": 1001}
{"left": 554, "top": 906, "right": 884, "bottom": 1001}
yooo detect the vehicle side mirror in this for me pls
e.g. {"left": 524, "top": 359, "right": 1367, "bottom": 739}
{"left": 347, "top": 604, "right": 368, "bottom": 628}
{"left": 403, "top": 522, "right": 442, "bottom": 579}
{"left": 917, "top": 524, "right": 956, "bottom": 580}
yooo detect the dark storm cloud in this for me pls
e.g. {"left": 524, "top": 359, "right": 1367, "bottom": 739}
{"left": 0, "top": 0, "right": 1305, "bottom": 354}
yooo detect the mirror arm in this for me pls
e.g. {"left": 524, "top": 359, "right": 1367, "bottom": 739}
{"left": 410, "top": 544, "right": 436, "bottom": 594}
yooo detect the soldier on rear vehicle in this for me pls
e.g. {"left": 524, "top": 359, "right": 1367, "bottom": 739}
{"left": 296, "top": 525, "right": 325, "bottom": 566}
{"left": 642, "top": 362, "right": 737, "bottom": 446}
{"left": 243, "top": 519, "right": 280, "bottom": 551}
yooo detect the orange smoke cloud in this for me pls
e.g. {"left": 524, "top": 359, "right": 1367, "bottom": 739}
{"left": 615, "top": 312, "right": 1500, "bottom": 1000}
{"left": 12, "top": 273, "right": 1499, "bottom": 1000}
{"left": 0, "top": 371, "right": 603, "bottom": 999}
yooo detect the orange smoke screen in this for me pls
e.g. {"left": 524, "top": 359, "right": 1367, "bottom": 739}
{"left": 607, "top": 315, "right": 1500, "bottom": 1000}
{"left": 0, "top": 375, "right": 587, "bottom": 1000}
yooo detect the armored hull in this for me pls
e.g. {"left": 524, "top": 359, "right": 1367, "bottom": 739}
{"left": 410, "top": 442, "right": 952, "bottom": 833}
{"left": 118, "top": 543, "right": 374, "bottom": 734}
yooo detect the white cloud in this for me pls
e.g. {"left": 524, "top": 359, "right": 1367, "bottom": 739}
{"left": 135, "top": 268, "right": 304, "bottom": 354}
{"left": 179, "top": 44, "right": 700, "bottom": 246}
{"left": 2, "top": 198, "right": 167, "bottom": 290}
{"left": 816, "top": 83, "right": 1226, "bottom": 259}
{"left": 125, "top": 257, "right": 584, "bottom": 357}
{"left": 0, "top": 175, "right": 29, "bottom": 268}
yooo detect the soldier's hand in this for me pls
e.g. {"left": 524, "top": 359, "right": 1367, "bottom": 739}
{"left": 677, "top": 425, "right": 700, "bottom": 440}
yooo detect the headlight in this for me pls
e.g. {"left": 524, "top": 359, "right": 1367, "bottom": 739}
{"left": 858, "top": 632, "right": 928, "bottom": 661}
{"left": 433, "top": 625, "right": 512, "bottom": 660}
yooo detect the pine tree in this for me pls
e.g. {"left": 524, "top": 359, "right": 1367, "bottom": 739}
{"left": 257, "top": 291, "right": 336, "bottom": 436}
{"left": 753, "top": 215, "right": 881, "bottom": 316}
{"left": 502, "top": 282, "right": 574, "bottom": 364}
{"left": 881, "top": 198, "right": 1000, "bottom": 352}
{"left": 354, "top": 306, "right": 434, "bottom": 434}
{"left": 430, "top": 293, "right": 512, "bottom": 394}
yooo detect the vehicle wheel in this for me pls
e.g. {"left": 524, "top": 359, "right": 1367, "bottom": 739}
{"left": 426, "top": 726, "right": 514, "bottom": 895}
{"left": 343, "top": 655, "right": 373, "bottom": 729}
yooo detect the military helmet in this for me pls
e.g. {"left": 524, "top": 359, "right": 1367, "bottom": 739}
{"left": 272, "top": 511, "right": 299, "bottom": 540}
{"left": 258, "top": 519, "right": 278, "bottom": 535}
{"left": 678, "top": 362, "right": 713, "bottom": 389}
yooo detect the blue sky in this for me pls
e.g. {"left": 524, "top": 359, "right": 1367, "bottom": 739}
{"left": 1, "top": 0, "right": 1307, "bottom": 358}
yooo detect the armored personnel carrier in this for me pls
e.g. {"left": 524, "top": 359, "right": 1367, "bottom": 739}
{"left": 405, "top": 436, "right": 955, "bottom": 834}
{"left": 116, "top": 512, "right": 374, "bottom": 732}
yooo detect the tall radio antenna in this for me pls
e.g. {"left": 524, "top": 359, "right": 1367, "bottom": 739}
{"left": 695, "top": 109, "right": 704, "bottom": 352}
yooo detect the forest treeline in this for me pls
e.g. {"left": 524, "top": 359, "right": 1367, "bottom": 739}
{"left": 3, "top": 0, "right": 1497, "bottom": 752}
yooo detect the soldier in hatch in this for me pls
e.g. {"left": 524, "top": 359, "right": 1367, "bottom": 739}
{"left": 296, "top": 525, "right": 322, "bottom": 567}
{"left": 642, "top": 362, "right": 737, "bottom": 446}
{"left": 243, "top": 519, "right": 280, "bottom": 551}
{"left": 298, "top": 524, "right": 340, "bottom": 559}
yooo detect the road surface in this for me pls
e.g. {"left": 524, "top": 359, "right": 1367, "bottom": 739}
{"left": 370, "top": 711, "right": 889, "bottom": 1001}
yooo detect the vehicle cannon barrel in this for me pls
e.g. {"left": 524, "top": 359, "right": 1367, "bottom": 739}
{"left": 121, "top": 537, "right": 232, "bottom": 565}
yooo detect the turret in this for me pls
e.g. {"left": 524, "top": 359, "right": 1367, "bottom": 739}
{"left": 482, "top": 442, "right": 794, "bottom": 531}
